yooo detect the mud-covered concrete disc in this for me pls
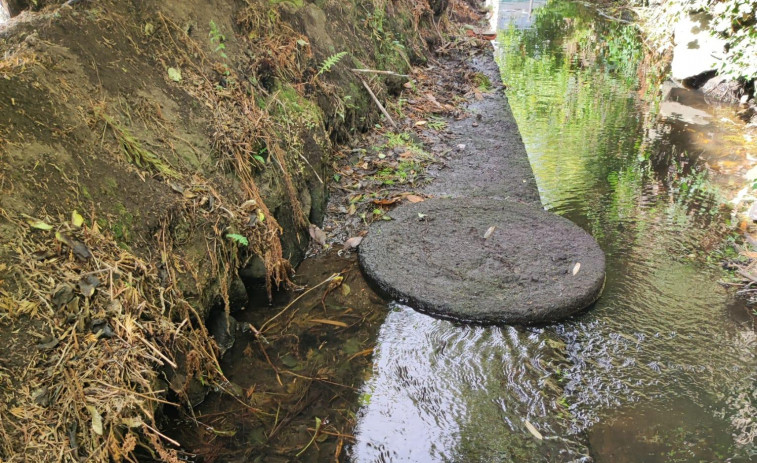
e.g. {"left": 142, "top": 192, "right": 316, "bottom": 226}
{"left": 359, "top": 197, "right": 605, "bottom": 324}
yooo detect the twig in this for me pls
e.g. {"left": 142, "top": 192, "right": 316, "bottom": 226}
{"left": 355, "top": 76, "right": 398, "bottom": 129}
{"left": 596, "top": 10, "right": 633, "bottom": 24}
{"left": 259, "top": 273, "right": 339, "bottom": 333}
{"left": 351, "top": 69, "right": 409, "bottom": 77}
{"left": 299, "top": 153, "right": 323, "bottom": 184}
{"left": 257, "top": 339, "right": 282, "bottom": 386}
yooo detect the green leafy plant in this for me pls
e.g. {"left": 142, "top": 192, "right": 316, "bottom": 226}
{"left": 317, "top": 51, "right": 348, "bottom": 76}
{"left": 427, "top": 116, "right": 447, "bottom": 131}
{"left": 209, "top": 20, "right": 228, "bottom": 60}
{"left": 226, "top": 233, "right": 249, "bottom": 246}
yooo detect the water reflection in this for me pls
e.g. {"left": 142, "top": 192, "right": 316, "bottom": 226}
{"left": 352, "top": 0, "right": 757, "bottom": 461}
{"left": 352, "top": 304, "right": 589, "bottom": 462}
{"left": 497, "top": 0, "right": 757, "bottom": 460}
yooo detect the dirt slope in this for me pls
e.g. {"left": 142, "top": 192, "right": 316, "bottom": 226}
{"left": 0, "top": 0, "right": 444, "bottom": 460}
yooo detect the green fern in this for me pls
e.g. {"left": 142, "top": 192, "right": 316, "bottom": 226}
{"left": 317, "top": 51, "right": 348, "bottom": 76}
{"left": 226, "top": 233, "right": 249, "bottom": 247}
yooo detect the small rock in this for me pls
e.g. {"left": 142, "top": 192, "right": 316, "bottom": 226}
{"left": 748, "top": 203, "right": 757, "bottom": 222}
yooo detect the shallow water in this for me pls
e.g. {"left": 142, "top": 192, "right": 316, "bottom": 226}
{"left": 350, "top": 1, "right": 757, "bottom": 461}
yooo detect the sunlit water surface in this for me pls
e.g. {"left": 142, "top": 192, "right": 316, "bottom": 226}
{"left": 351, "top": 1, "right": 757, "bottom": 461}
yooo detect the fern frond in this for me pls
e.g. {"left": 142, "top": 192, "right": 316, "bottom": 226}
{"left": 317, "top": 51, "right": 348, "bottom": 76}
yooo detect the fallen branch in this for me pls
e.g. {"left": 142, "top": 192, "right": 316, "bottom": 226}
{"left": 351, "top": 68, "right": 409, "bottom": 77}
{"left": 355, "top": 75, "right": 398, "bottom": 129}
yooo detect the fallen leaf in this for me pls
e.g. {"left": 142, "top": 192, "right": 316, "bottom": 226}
{"left": 425, "top": 92, "right": 444, "bottom": 110}
{"left": 474, "top": 89, "right": 483, "bottom": 100}
{"left": 310, "top": 318, "right": 348, "bottom": 328}
{"left": 309, "top": 224, "right": 327, "bottom": 246}
{"left": 414, "top": 120, "right": 428, "bottom": 126}
{"left": 483, "top": 226, "right": 496, "bottom": 239}
{"left": 572, "top": 263, "right": 581, "bottom": 275}
{"left": 341, "top": 283, "right": 351, "bottom": 296}
{"left": 78, "top": 274, "right": 100, "bottom": 298}
{"left": 372, "top": 197, "right": 401, "bottom": 206}
{"left": 343, "top": 236, "right": 363, "bottom": 250}
{"left": 167, "top": 67, "right": 182, "bottom": 82}
{"left": 524, "top": 420, "right": 543, "bottom": 440}
{"left": 27, "top": 218, "right": 53, "bottom": 231}
{"left": 406, "top": 194, "right": 424, "bottom": 203}
{"left": 71, "top": 210, "right": 84, "bottom": 228}
{"left": 86, "top": 405, "right": 104, "bottom": 436}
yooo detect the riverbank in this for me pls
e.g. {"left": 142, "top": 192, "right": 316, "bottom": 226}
{"left": 0, "top": 0, "right": 455, "bottom": 460}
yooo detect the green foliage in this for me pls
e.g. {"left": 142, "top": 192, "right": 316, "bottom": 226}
{"left": 317, "top": 51, "right": 348, "bottom": 76}
{"left": 209, "top": 20, "right": 228, "bottom": 60}
{"left": 226, "top": 233, "right": 249, "bottom": 246}
{"left": 472, "top": 72, "right": 493, "bottom": 91}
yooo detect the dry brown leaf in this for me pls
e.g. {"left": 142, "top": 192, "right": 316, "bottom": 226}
{"left": 525, "top": 420, "right": 543, "bottom": 440}
{"left": 372, "top": 197, "right": 402, "bottom": 206}
{"left": 343, "top": 236, "right": 363, "bottom": 250}
{"left": 309, "top": 224, "right": 327, "bottom": 246}
{"left": 406, "top": 195, "right": 424, "bottom": 203}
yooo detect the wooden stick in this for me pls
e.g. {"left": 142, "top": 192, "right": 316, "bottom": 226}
{"left": 351, "top": 68, "right": 409, "bottom": 77}
{"left": 357, "top": 76, "right": 398, "bottom": 129}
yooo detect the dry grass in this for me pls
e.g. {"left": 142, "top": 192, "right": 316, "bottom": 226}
{"left": 0, "top": 212, "right": 222, "bottom": 462}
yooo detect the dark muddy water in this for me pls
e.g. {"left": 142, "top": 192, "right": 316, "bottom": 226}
{"left": 351, "top": 1, "right": 757, "bottom": 462}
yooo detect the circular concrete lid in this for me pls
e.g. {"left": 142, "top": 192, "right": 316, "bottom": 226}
{"left": 359, "top": 197, "right": 605, "bottom": 324}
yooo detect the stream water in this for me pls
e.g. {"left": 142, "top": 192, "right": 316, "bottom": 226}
{"left": 350, "top": 1, "right": 757, "bottom": 462}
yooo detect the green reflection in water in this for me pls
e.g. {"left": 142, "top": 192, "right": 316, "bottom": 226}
{"left": 496, "top": 0, "right": 725, "bottom": 259}
{"left": 496, "top": 1, "right": 755, "bottom": 461}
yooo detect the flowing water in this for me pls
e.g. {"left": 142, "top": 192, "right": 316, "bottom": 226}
{"left": 350, "top": 1, "right": 757, "bottom": 461}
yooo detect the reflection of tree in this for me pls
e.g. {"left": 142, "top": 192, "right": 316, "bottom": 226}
{"left": 495, "top": 0, "right": 726, "bottom": 261}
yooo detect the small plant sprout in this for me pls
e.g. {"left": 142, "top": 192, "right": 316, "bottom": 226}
{"left": 209, "top": 20, "right": 228, "bottom": 60}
